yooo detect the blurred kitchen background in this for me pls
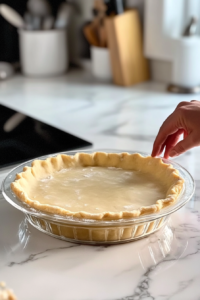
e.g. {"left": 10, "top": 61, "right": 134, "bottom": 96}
{"left": 1, "top": 0, "right": 200, "bottom": 168}
{"left": 0, "top": 0, "right": 199, "bottom": 91}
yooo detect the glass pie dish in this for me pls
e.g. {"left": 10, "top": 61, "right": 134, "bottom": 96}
{"left": 1, "top": 149, "right": 195, "bottom": 245}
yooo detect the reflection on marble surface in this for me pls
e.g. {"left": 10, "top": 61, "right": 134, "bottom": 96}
{"left": 1, "top": 72, "right": 200, "bottom": 299}
{"left": 138, "top": 221, "right": 182, "bottom": 271}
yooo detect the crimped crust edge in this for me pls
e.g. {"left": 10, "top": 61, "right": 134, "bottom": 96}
{"left": 11, "top": 152, "right": 184, "bottom": 220}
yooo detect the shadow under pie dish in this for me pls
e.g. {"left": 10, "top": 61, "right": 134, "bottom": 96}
{"left": 6, "top": 151, "right": 189, "bottom": 244}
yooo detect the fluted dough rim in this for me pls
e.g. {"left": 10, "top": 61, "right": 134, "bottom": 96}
{"left": 11, "top": 152, "right": 184, "bottom": 220}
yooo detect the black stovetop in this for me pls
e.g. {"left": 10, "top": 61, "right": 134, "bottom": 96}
{"left": 0, "top": 104, "right": 92, "bottom": 168}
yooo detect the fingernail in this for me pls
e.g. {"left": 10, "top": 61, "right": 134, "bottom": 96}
{"left": 169, "top": 149, "right": 178, "bottom": 157}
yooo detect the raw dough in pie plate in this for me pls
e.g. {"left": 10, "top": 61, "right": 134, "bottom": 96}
{"left": 2, "top": 150, "right": 195, "bottom": 244}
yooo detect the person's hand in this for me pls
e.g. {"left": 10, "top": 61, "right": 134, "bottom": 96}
{"left": 151, "top": 100, "right": 200, "bottom": 159}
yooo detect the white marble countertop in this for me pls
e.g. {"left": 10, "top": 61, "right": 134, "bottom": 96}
{"left": 1, "top": 70, "right": 200, "bottom": 300}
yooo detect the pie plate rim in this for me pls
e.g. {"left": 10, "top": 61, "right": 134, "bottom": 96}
{"left": 1, "top": 149, "right": 195, "bottom": 227}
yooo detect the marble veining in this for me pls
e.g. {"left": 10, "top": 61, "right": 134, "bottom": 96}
{"left": 1, "top": 70, "right": 200, "bottom": 299}
{"left": 8, "top": 243, "right": 80, "bottom": 267}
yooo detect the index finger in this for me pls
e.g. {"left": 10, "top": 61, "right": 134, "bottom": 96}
{"left": 151, "top": 111, "right": 180, "bottom": 157}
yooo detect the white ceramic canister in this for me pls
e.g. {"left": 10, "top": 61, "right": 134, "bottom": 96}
{"left": 172, "top": 36, "right": 200, "bottom": 87}
{"left": 91, "top": 46, "right": 112, "bottom": 81}
{"left": 19, "top": 29, "right": 68, "bottom": 77}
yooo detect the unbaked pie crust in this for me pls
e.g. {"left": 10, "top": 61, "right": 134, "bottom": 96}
{"left": 11, "top": 152, "right": 184, "bottom": 221}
